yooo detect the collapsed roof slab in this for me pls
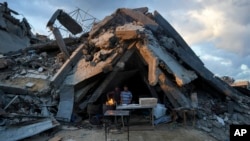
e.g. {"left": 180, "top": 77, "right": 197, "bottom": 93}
{"left": 161, "top": 33, "right": 247, "bottom": 104}
{"left": 50, "top": 44, "right": 84, "bottom": 88}
{"left": 136, "top": 29, "right": 197, "bottom": 86}
{"left": 153, "top": 10, "right": 203, "bottom": 66}
{"left": 119, "top": 8, "right": 159, "bottom": 32}
{"left": 64, "top": 49, "right": 119, "bottom": 86}
{"left": 116, "top": 23, "right": 145, "bottom": 40}
{"left": 153, "top": 10, "right": 250, "bottom": 104}
{"left": 132, "top": 7, "right": 149, "bottom": 14}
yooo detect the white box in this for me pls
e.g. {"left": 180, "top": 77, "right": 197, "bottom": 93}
{"left": 139, "top": 98, "right": 157, "bottom": 106}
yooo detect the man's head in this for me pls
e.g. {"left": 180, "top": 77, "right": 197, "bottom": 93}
{"left": 115, "top": 87, "right": 120, "bottom": 91}
{"left": 123, "top": 86, "right": 128, "bottom": 91}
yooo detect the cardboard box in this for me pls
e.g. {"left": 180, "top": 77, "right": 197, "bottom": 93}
{"left": 139, "top": 98, "right": 157, "bottom": 106}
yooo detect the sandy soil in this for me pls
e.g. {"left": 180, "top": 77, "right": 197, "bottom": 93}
{"left": 2, "top": 77, "right": 49, "bottom": 92}
{"left": 23, "top": 122, "right": 218, "bottom": 141}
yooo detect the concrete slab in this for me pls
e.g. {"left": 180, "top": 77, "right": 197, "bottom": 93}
{"left": 0, "top": 118, "right": 59, "bottom": 141}
{"left": 56, "top": 85, "right": 74, "bottom": 122}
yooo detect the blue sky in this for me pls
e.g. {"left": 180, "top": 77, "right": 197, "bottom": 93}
{"left": 3, "top": 0, "right": 250, "bottom": 81}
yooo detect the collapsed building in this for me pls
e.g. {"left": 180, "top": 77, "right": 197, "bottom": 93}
{"left": 0, "top": 2, "right": 49, "bottom": 54}
{"left": 0, "top": 6, "right": 250, "bottom": 141}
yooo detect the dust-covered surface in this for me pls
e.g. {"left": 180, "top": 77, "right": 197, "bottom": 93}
{"left": 23, "top": 122, "right": 218, "bottom": 141}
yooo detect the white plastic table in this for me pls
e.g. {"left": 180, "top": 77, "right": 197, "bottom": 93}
{"left": 116, "top": 104, "right": 156, "bottom": 127}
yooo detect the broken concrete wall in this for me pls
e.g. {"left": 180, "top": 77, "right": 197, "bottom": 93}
{"left": 0, "top": 2, "right": 35, "bottom": 53}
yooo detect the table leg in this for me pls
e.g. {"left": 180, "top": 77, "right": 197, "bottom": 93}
{"left": 152, "top": 108, "right": 154, "bottom": 127}
{"left": 105, "top": 122, "right": 107, "bottom": 141}
{"left": 121, "top": 116, "right": 124, "bottom": 127}
{"left": 128, "top": 116, "right": 129, "bottom": 141}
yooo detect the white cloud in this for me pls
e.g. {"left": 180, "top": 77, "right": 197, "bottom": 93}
{"left": 167, "top": 0, "right": 250, "bottom": 57}
{"left": 241, "top": 64, "right": 249, "bottom": 71}
{"left": 5, "top": 0, "right": 250, "bottom": 81}
{"left": 201, "top": 54, "right": 232, "bottom": 67}
{"left": 235, "top": 64, "right": 250, "bottom": 80}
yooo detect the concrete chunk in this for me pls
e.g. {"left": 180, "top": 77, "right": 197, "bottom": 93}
{"left": 115, "top": 23, "right": 144, "bottom": 40}
{"left": 56, "top": 85, "right": 74, "bottom": 122}
{"left": 119, "top": 8, "right": 158, "bottom": 32}
{"left": 0, "top": 118, "right": 59, "bottom": 141}
{"left": 25, "top": 82, "right": 35, "bottom": 88}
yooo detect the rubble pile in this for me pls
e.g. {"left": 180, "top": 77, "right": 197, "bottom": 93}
{"left": 0, "top": 2, "right": 47, "bottom": 53}
{"left": 0, "top": 6, "right": 250, "bottom": 141}
{"left": 0, "top": 49, "right": 64, "bottom": 93}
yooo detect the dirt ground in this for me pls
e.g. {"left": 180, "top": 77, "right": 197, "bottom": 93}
{"left": 23, "top": 122, "right": 218, "bottom": 141}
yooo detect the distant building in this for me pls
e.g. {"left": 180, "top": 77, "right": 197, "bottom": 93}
{"left": 231, "top": 81, "right": 250, "bottom": 89}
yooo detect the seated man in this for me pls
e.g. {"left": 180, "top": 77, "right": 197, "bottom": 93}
{"left": 120, "top": 86, "right": 132, "bottom": 104}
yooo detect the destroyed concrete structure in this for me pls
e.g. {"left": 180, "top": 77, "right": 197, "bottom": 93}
{"left": 0, "top": 2, "right": 47, "bottom": 53}
{"left": 0, "top": 6, "right": 250, "bottom": 141}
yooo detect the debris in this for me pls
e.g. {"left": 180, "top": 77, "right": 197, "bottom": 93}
{"left": 0, "top": 5, "right": 250, "bottom": 141}
{"left": 153, "top": 103, "right": 167, "bottom": 119}
{"left": 115, "top": 23, "right": 144, "bottom": 40}
{"left": 90, "top": 31, "right": 115, "bottom": 49}
{"left": 47, "top": 9, "right": 83, "bottom": 59}
{"left": 38, "top": 67, "right": 44, "bottom": 72}
{"left": 190, "top": 92, "right": 198, "bottom": 108}
{"left": 25, "top": 82, "right": 35, "bottom": 88}
{"left": 56, "top": 85, "right": 74, "bottom": 122}
{"left": 48, "top": 136, "right": 62, "bottom": 141}
{"left": 0, "top": 118, "right": 59, "bottom": 141}
{"left": 119, "top": 8, "right": 159, "bottom": 32}
{"left": 20, "top": 69, "right": 27, "bottom": 75}
{"left": 154, "top": 115, "right": 171, "bottom": 125}
{"left": 3, "top": 95, "right": 18, "bottom": 110}
{"left": 0, "top": 2, "right": 45, "bottom": 53}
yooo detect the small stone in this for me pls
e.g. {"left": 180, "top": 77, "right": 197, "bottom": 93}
{"left": 224, "top": 115, "right": 229, "bottom": 122}
{"left": 212, "top": 120, "right": 223, "bottom": 128}
{"left": 38, "top": 67, "right": 44, "bottom": 72}
{"left": 20, "top": 69, "right": 27, "bottom": 75}
{"left": 82, "top": 49, "right": 88, "bottom": 55}
{"left": 85, "top": 55, "right": 93, "bottom": 61}
{"left": 200, "top": 126, "right": 212, "bottom": 132}
{"left": 216, "top": 116, "right": 225, "bottom": 126}
{"left": 40, "top": 52, "right": 48, "bottom": 58}
{"left": 26, "top": 82, "right": 35, "bottom": 88}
